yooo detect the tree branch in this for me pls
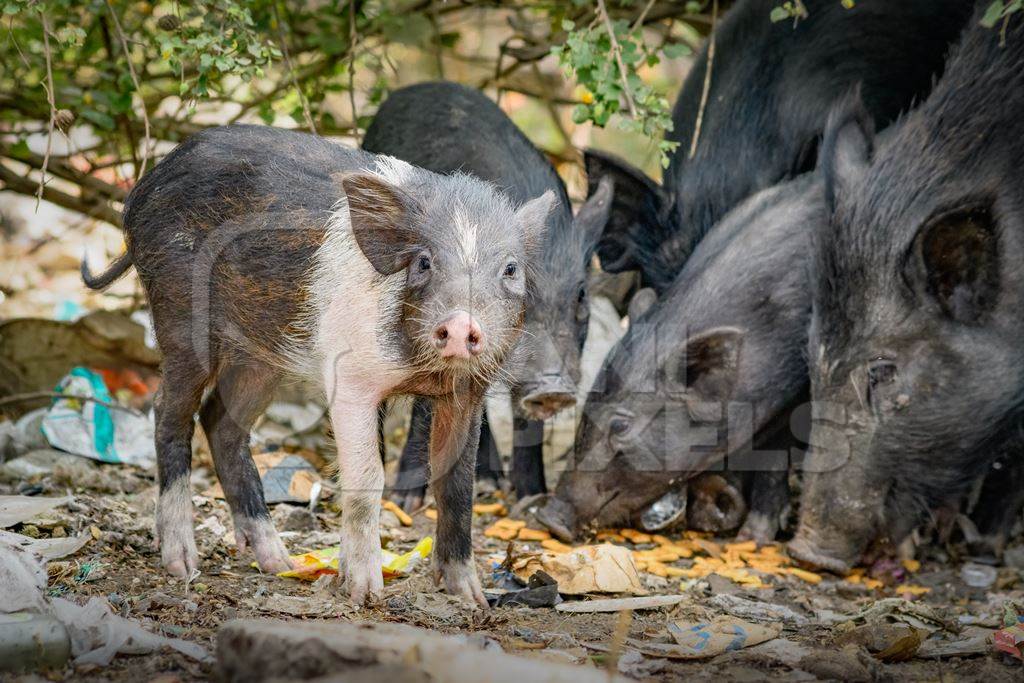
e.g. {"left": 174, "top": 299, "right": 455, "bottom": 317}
{"left": 0, "top": 162, "right": 122, "bottom": 227}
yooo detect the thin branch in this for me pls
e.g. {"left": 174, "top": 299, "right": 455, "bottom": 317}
{"left": 689, "top": 0, "right": 717, "bottom": 160}
{"left": 0, "top": 161, "right": 123, "bottom": 227}
{"left": 348, "top": 0, "right": 360, "bottom": 143}
{"left": 35, "top": 11, "right": 57, "bottom": 209}
{"left": 631, "top": 0, "right": 659, "bottom": 32}
{"left": 105, "top": 0, "right": 153, "bottom": 178}
{"left": 273, "top": 2, "right": 316, "bottom": 134}
{"left": 0, "top": 391, "right": 144, "bottom": 416}
{"left": 597, "top": 0, "right": 638, "bottom": 119}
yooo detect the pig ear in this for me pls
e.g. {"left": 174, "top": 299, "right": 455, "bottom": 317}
{"left": 821, "top": 90, "right": 875, "bottom": 214}
{"left": 343, "top": 173, "right": 422, "bottom": 276}
{"left": 911, "top": 205, "right": 1001, "bottom": 324}
{"left": 627, "top": 287, "right": 657, "bottom": 323}
{"left": 667, "top": 327, "right": 744, "bottom": 400}
{"left": 573, "top": 175, "right": 614, "bottom": 256}
{"left": 584, "top": 149, "right": 669, "bottom": 274}
{"left": 515, "top": 189, "right": 556, "bottom": 254}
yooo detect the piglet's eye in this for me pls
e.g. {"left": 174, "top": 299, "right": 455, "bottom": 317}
{"left": 504, "top": 262, "right": 518, "bottom": 278}
{"left": 417, "top": 255, "right": 431, "bottom": 272}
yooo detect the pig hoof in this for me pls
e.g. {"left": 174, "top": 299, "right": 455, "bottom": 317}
{"left": 234, "top": 516, "right": 293, "bottom": 574}
{"left": 736, "top": 512, "right": 779, "bottom": 545}
{"left": 435, "top": 559, "right": 488, "bottom": 609}
{"left": 390, "top": 488, "right": 426, "bottom": 514}
{"left": 787, "top": 536, "right": 852, "bottom": 574}
{"left": 345, "top": 562, "right": 384, "bottom": 606}
{"left": 160, "top": 531, "right": 200, "bottom": 578}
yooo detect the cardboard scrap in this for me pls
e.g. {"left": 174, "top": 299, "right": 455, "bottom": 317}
{"left": 662, "top": 618, "right": 782, "bottom": 659}
{"left": 205, "top": 452, "right": 321, "bottom": 504}
{"left": 512, "top": 543, "right": 645, "bottom": 595}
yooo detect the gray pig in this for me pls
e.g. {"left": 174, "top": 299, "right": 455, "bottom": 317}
{"left": 82, "top": 125, "right": 552, "bottom": 606}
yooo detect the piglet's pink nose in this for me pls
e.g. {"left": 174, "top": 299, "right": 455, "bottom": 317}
{"left": 433, "top": 311, "right": 484, "bottom": 359}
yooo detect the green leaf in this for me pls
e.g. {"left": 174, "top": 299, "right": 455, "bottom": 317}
{"left": 258, "top": 101, "right": 274, "bottom": 124}
{"left": 80, "top": 109, "right": 116, "bottom": 131}
{"left": 981, "top": 0, "right": 1005, "bottom": 27}
{"left": 571, "top": 104, "right": 590, "bottom": 124}
{"left": 561, "top": 19, "right": 575, "bottom": 31}
{"left": 770, "top": 6, "right": 792, "bottom": 23}
{"left": 663, "top": 43, "right": 691, "bottom": 59}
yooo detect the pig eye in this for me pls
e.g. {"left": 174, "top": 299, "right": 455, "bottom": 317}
{"left": 504, "top": 262, "right": 518, "bottom": 278}
{"left": 416, "top": 255, "right": 431, "bottom": 272}
{"left": 609, "top": 415, "right": 631, "bottom": 436}
{"left": 866, "top": 358, "right": 898, "bottom": 406}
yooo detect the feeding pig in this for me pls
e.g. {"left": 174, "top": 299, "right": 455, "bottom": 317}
{"left": 363, "top": 82, "right": 612, "bottom": 507}
{"left": 538, "top": 174, "right": 824, "bottom": 542}
{"left": 82, "top": 124, "right": 552, "bottom": 606}
{"left": 586, "top": 0, "right": 973, "bottom": 293}
{"left": 789, "top": 8, "right": 1024, "bottom": 573}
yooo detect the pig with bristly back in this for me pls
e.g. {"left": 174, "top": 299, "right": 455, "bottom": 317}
{"left": 82, "top": 125, "right": 552, "bottom": 606}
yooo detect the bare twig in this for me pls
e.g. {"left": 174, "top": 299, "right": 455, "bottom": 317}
{"left": 273, "top": 3, "right": 316, "bottom": 134}
{"left": 35, "top": 11, "right": 56, "bottom": 209}
{"left": 630, "top": 0, "right": 659, "bottom": 32}
{"left": 605, "top": 609, "right": 633, "bottom": 678}
{"left": 688, "top": 0, "right": 717, "bottom": 160}
{"left": 0, "top": 391, "right": 144, "bottom": 416}
{"left": 348, "top": 0, "right": 360, "bottom": 143}
{"left": 597, "top": 0, "right": 638, "bottom": 118}
{"left": 105, "top": 0, "right": 153, "bottom": 177}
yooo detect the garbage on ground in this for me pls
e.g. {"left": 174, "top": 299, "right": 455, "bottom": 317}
{"left": 994, "top": 619, "right": 1024, "bottom": 661}
{"left": 0, "top": 613, "right": 71, "bottom": 674}
{"left": 0, "top": 529, "right": 90, "bottom": 560}
{"left": 206, "top": 451, "right": 322, "bottom": 504}
{"left": 555, "top": 594, "right": 688, "bottom": 613}
{"left": 277, "top": 535, "right": 433, "bottom": 580}
{"left": 0, "top": 536, "right": 210, "bottom": 668}
{"left": 917, "top": 626, "right": 994, "bottom": 658}
{"left": 41, "top": 367, "right": 156, "bottom": 468}
{"left": 708, "top": 593, "right": 810, "bottom": 627}
{"left": 487, "top": 570, "right": 561, "bottom": 608}
{"left": 834, "top": 623, "right": 924, "bottom": 662}
{"left": 511, "top": 543, "right": 645, "bottom": 595}
{"left": 640, "top": 488, "right": 687, "bottom": 531}
{"left": 960, "top": 561, "right": 998, "bottom": 589}
{"left": 0, "top": 494, "right": 74, "bottom": 528}
{"left": 216, "top": 618, "right": 631, "bottom": 683}
{"left": 663, "top": 617, "right": 782, "bottom": 659}
{"left": 381, "top": 499, "right": 413, "bottom": 526}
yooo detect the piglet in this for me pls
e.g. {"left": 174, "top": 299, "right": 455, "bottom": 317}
{"left": 83, "top": 125, "right": 552, "bottom": 606}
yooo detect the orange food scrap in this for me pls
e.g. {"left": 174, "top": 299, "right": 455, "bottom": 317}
{"left": 643, "top": 561, "right": 670, "bottom": 577}
{"left": 897, "top": 584, "right": 931, "bottom": 596}
{"left": 693, "top": 539, "right": 723, "bottom": 558}
{"left": 785, "top": 567, "right": 823, "bottom": 585}
{"left": 901, "top": 559, "right": 921, "bottom": 573}
{"left": 491, "top": 518, "right": 526, "bottom": 530}
{"left": 667, "top": 544, "right": 694, "bottom": 558}
{"left": 620, "top": 529, "right": 653, "bottom": 544}
{"left": 517, "top": 528, "right": 552, "bottom": 541}
{"left": 596, "top": 530, "right": 626, "bottom": 543}
{"left": 634, "top": 547, "right": 680, "bottom": 563}
{"left": 651, "top": 534, "right": 673, "bottom": 546}
{"left": 725, "top": 540, "right": 757, "bottom": 553}
{"left": 381, "top": 500, "right": 413, "bottom": 526}
{"left": 683, "top": 530, "right": 710, "bottom": 540}
{"left": 862, "top": 578, "right": 884, "bottom": 590}
{"left": 484, "top": 523, "right": 518, "bottom": 541}
{"left": 472, "top": 502, "right": 507, "bottom": 516}
{"left": 424, "top": 508, "right": 438, "bottom": 520}
{"left": 540, "top": 538, "right": 572, "bottom": 553}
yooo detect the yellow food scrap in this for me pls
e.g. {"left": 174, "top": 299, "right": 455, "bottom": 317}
{"left": 643, "top": 561, "right": 670, "bottom": 577}
{"left": 517, "top": 528, "right": 552, "bottom": 541}
{"left": 693, "top": 539, "right": 723, "bottom": 558}
{"left": 491, "top": 518, "right": 527, "bottom": 530}
{"left": 634, "top": 547, "right": 680, "bottom": 563}
{"left": 651, "top": 534, "right": 673, "bottom": 546}
{"left": 483, "top": 523, "right": 518, "bottom": 541}
{"left": 725, "top": 540, "right": 757, "bottom": 553}
{"left": 667, "top": 544, "right": 694, "bottom": 558}
{"left": 424, "top": 508, "right": 438, "bottom": 520}
{"left": 897, "top": 584, "right": 931, "bottom": 596}
{"left": 381, "top": 500, "right": 413, "bottom": 526}
{"left": 862, "top": 578, "right": 884, "bottom": 590}
{"left": 541, "top": 538, "right": 572, "bottom": 553}
{"left": 472, "top": 502, "right": 507, "bottom": 516}
{"left": 901, "top": 559, "right": 921, "bottom": 573}
{"left": 596, "top": 530, "right": 626, "bottom": 543}
{"left": 620, "top": 529, "right": 653, "bottom": 544}
{"left": 785, "top": 567, "right": 823, "bottom": 585}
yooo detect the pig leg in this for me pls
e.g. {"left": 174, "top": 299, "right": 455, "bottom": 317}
{"left": 511, "top": 415, "right": 546, "bottom": 497}
{"left": 474, "top": 410, "right": 504, "bottom": 490}
{"left": 199, "top": 361, "right": 291, "bottom": 573}
{"left": 390, "top": 397, "right": 431, "bottom": 512}
{"left": 430, "top": 394, "right": 488, "bottom": 608}
{"left": 329, "top": 389, "right": 385, "bottom": 605}
{"left": 968, "top": 445, "right": 1024, "bottom": 558}
{"left": 737, "top": 470, "right": 790, "bottom": 544}
{"left": 154, "top": 357, "right": 208, "bottom": 579}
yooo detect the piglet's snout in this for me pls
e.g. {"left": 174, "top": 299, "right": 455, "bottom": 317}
{"left": 433, "top": 310, "right": 484, "bottom": 359}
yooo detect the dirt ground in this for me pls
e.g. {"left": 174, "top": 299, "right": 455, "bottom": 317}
{"left": 3, "top": 444, "right": 1023, "bottom": 682}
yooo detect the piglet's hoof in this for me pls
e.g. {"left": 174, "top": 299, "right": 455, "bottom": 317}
{"left": 390, "top": 487, "right": 426, "bottom": 515}
{"left": 160, "top": 531, "right": 200, "bottom": 579}
{"left": 735, "top": 512, "right": 779, "bottom": 546}
{"left": 235, "top": 516, "right": 294, "bottom": 574}
{"left": 435, "top": 559, "right": 488, "bottom": 609}
{"left": 345, "top": 560, "right": 384, "bottom": 606}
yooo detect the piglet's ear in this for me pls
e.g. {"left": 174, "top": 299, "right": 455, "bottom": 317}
{"left": 343, "top": 173, "right": 422, "bottom": 276}
{"left": 573, "top": 175, "right": 614, "bottom": 255}
{"left": 913, "top": 205, "right": 1000, "bottom": 325}
{"left": 821, "top": 89, "right": 875, "bottom": 214}
{"left": 667, "top": 327, "right": 744, "bottom": 401}
{"left": 515, "top": 189, "right": 556, "bottom": 254}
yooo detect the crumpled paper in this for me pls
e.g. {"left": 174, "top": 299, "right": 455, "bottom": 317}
{"left": 654, "top": 618, "right": 781, "bottom": 659}
{"left": 512, "top": 543, "right": 645, "bottom": 595}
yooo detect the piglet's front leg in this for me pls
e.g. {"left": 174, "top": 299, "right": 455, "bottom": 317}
{"left": 430, "top": 393, "right": 488, "bottom": 608}
{"left": 329, "top": 389, "right": 385, "bottom": 605}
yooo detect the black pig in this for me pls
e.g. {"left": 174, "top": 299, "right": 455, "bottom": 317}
{"left": 363, "top": 82, "right": 612, "bottom": 507}
{"left": 82, "top": 125, "right": 552, "bottom": 606}
{"left": 790, "top": 9, "right": 1024, "bottom": 572}
{"left": 587, "top": 0, "right": 973, "bottom": 292}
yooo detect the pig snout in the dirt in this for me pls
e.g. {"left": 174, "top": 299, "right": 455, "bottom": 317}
{"left": 432, "top": 310, "right": 484, "bottom": 359}
{"left": 519, "top": 377, "right": 576, "bottom": 420}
